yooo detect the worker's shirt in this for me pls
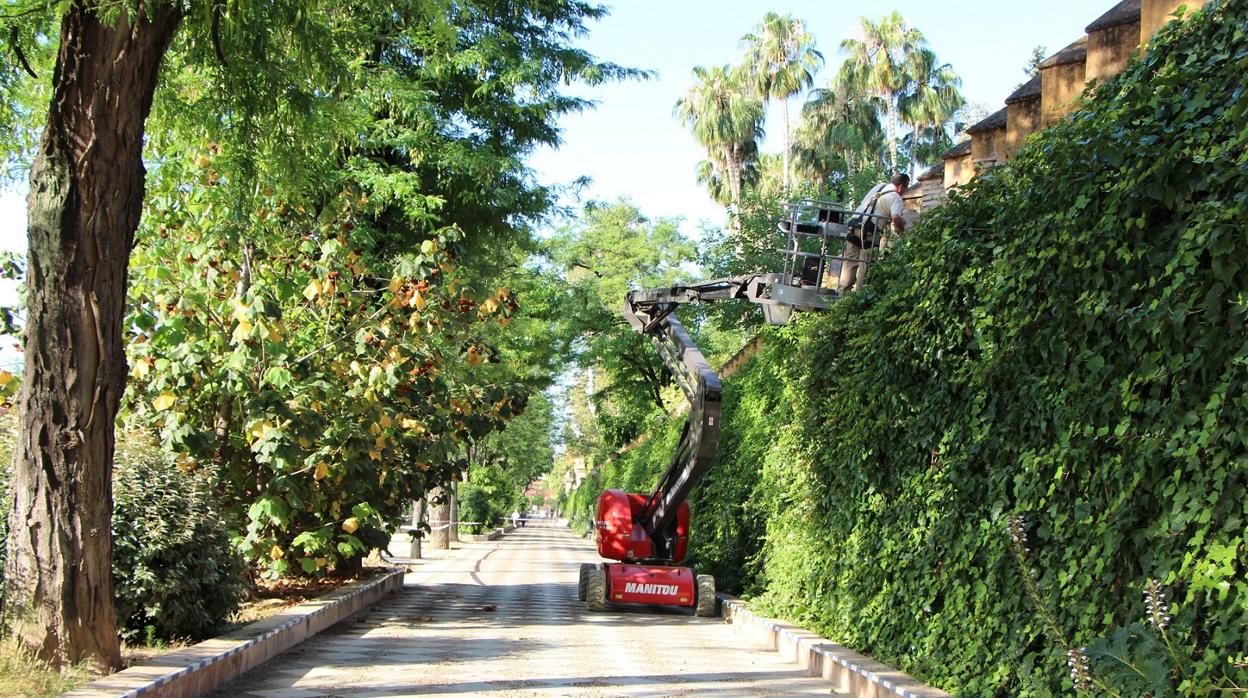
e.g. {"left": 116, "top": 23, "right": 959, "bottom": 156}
{"left": 854, "top": 184, "right": 903, "bottom": 228}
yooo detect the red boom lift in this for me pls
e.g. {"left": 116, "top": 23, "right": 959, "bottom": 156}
{"left": 577, "top": 200, "right": 874, "bottom": 615}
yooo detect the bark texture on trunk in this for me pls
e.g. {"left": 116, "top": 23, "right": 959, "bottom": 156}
{"left": 428, "top": 487, "right": 450, "bottom": 550}
{"left": 447, "top": 481, "right": 459, "bottom": 544}
{"left": 2, "top": 1, "right": 180, "bottom": 671}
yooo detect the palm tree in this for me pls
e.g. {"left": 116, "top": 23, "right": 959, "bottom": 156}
{"left": 675, "top": 64, "right": 765, "bottom": 221}
{"left": 793, "top": 84, "right": 885, "bottom": 185}
{"left": 899, "top": 48, "right": 964, "bottom": 174}
{"left": 837, "top": 12, "right": 925, "bottom": 174}
{"left": 741, "top": 13, "right": 823, "bottom": 191}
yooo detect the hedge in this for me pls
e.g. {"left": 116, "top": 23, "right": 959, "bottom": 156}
{"left": 569, "top": 2, "right": 1248, "bottom": 694}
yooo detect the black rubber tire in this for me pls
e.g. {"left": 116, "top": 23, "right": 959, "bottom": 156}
{"left": 577, "top": 563, "right": 593, "bottom": 601}
{"left": 585, "top": 566, "right": 608, "bottom": 612}
{"left": 695, "top": 574, "right": 718, "bottom": 617}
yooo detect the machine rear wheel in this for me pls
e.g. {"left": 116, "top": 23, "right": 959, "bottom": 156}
{"left": 585, "top": 566, "right": 608, "bottom": 612}
{"left": 577, "top": 563, "right": 594, "bottom": 601}
{"left": 695, "top": 574, "right": 717, "bottom": 617}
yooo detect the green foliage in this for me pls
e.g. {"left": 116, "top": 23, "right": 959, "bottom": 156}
{"left": 547, "top": 201, "right": 699, "bottom": 449}
{"left": 112, "top": 0, "right": 637, "bottom": 577}
{"left": 460, "top": 392, "right": 557, "bottom": 531}
{"left": 111, "top": 431, "right": 247, "bottom": 643}
{"left": 572, "top": 2, "right": 1248, "bottom": 695}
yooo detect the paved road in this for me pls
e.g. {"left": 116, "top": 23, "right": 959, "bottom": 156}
{"left": 213, "top": 521, "right": 832, "bottom": 697}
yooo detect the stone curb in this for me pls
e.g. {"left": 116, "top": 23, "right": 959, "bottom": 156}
{"left": 718, "top": 594, "right": 953, "bottom": 698}
{"left": 65, "top": 569, "right": 405, "bottom": 698}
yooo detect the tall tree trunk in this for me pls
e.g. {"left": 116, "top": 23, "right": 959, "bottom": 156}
{"left": 448, "top": 480, "right": 459, "bottom": 543}
{"left": 428, "top": 487, "right": 450, "bottom": 549}
{"left": 885, "top": 90, "right": 899, "bottom": 175}
{"left": 781, "top": 99, "right": 791, "bottom": 191}
{"left": 2, "top": 2, "right": 181, "bottom": 671}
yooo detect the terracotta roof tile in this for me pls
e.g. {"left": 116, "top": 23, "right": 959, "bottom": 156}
{"left": 1039, "top": 36, "right": 1089, "bottom": 69}
{"left": 966, "top": 107, "right": 1008, "bottom": 135}
{"left": 1086, "top": 0, "right": 1142, "bottom": 32}
{"left": 1005, "top": 75, "right": 1042, "bottom": 105}
{"left": 940, "top": 139, "right": 972, "bottom": 160}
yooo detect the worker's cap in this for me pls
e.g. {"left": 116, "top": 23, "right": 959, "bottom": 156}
{"left": 891, "top": 173, "right": 911, "bottom": 187}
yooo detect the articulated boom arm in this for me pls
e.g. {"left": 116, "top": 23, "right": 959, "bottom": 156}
{"left": 621, "top": 274, "right": 782, "bottom": 560}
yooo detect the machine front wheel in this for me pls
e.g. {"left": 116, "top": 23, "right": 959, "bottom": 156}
{"left": 585, "top": 566, "right": 608, "bottom": 612}
{"left": 694, "top": 574, "right": 718, "bottom": 617}
{"left": 577, "top": 563, "right": 594, "bottom": 601}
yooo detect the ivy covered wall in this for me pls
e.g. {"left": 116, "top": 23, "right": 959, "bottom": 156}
{"left": 567, "top": 2, "right": 1248, "bottom": 694}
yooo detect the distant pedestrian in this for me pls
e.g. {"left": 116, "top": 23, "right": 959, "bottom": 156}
{"left": 519, "top": 510, "right": 527, "bottom": 527}
{"left": 838, "top": 173, "right": 909, "bottom": 293}
{"left": 510, "top": 510, "right": 520, "bottom": 528}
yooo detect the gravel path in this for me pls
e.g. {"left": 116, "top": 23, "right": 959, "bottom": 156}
{"left": 212, "top": 521, "right": 833, "bottom": 697}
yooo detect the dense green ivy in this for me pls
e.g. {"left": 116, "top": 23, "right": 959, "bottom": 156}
{"left": 570, "top": 2, "right": 1248, "bottom": 694}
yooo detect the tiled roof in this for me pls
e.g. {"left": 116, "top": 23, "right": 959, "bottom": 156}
{"left": 940, "top": 139, "right": 972, "bottom": 160}
{"left": 1086, "top": 0, "right": 1142, "bottom": 32}
{"left": 1005, "top": 75, "right": 1042, "bottom": 105}
{"left": 1039, "top": 36, "right": 1089, "bottom": 69}
{"left": 966, "top": 107, "right": 1008, "bottom": 135}
{"left": 917, "top": 165, "right": 943, "bottom": 182}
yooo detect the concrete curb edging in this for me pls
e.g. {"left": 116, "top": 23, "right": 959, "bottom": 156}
{"left": 718, "top": 594, "right": 953, "bottom": 698}
{"left": 65, "top": 569, "right": 405, "bottom": 698}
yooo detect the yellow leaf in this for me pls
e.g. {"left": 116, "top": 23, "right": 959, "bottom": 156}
{"left": 297, "top": 436, "right": 312, "bottom": 448}
{"left": 375, "top": 435, "right": 385, "bottom": 449}
{"left": 265, "top": 322, "right": 283, "bottom": 342}
{"left": 401, "top": 418, "right": 426, "bottom": 434}
{"left": 368, "top": 450, "right": 381, "bottom": 462}
{"left": 303, "top": 278, "right": 322, "bottom": 301}
{"left": 315, "top": 557, "right": 328, "bottom": 569}
{"left": 248, "top": 420, "right": 275, "bottom": 443}
{"left": 342, "top": 517, "right": 359, "bottom": 534}
{"left": 270, "top": 545, "right": 284, "bottom": 560}
{"left": 480, "top": 297, "right": 499, "bottom": 314}
{"left": 313, "top": 461, "right": 329, "bottom": 481}
{"left": 416, "top": 461, "right": 430, "bottom": 471}
{"left": 379, "top": 414, "right": 392, "bottom": 428}
{"left": 389, "top": 275, "right": 404, "bottom": 294}
{"left": 413, "top": 290, "right": 427, "bottom": 311}
{"left": 231, "top": 319, "right": 253, "bottom": 343}
{"left": 369, "top": 421, "right": 381, "bottom": 436}
{"left": 231, "top": 299, "right": 250, "bottom": 322}
{"left": 129, "top": 361, "right": 149, "bottom": 379}
{"left": 378, "top": 469, "right": 387, "bottom": 486}
{"left": 153, "top": 392, "right": 177, "bottom": 411}
{"left": 498, "top": 317, "right": 512, "bottom": 327}
{"left": 466, "top": 347, "right": 482, "bottom": 366}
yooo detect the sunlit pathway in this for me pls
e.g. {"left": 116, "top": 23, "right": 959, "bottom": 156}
{"left": 211, "top": 521, "right": 831, "bottom": 696}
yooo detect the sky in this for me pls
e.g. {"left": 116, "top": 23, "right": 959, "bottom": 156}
{"left": 0, "top": 0, "right": 1105, "bottom": 249}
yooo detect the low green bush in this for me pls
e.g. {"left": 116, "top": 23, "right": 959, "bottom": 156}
{"left": 0, "top": 413, "right": 245, "bottom": 643}
{"left": 112, "top": 433, "right": 246, "bottom": 643}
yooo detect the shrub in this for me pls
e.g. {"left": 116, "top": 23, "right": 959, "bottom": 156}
{"left": 570, "top": 1, "right": 1248, "bottom": 694}
{"left": 112, "top": 432, "right": 246, "bottom": 643}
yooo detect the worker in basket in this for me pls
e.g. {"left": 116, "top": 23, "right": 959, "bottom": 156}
{"left": 837, "top": 173, "right": 909, "bottom": 293}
